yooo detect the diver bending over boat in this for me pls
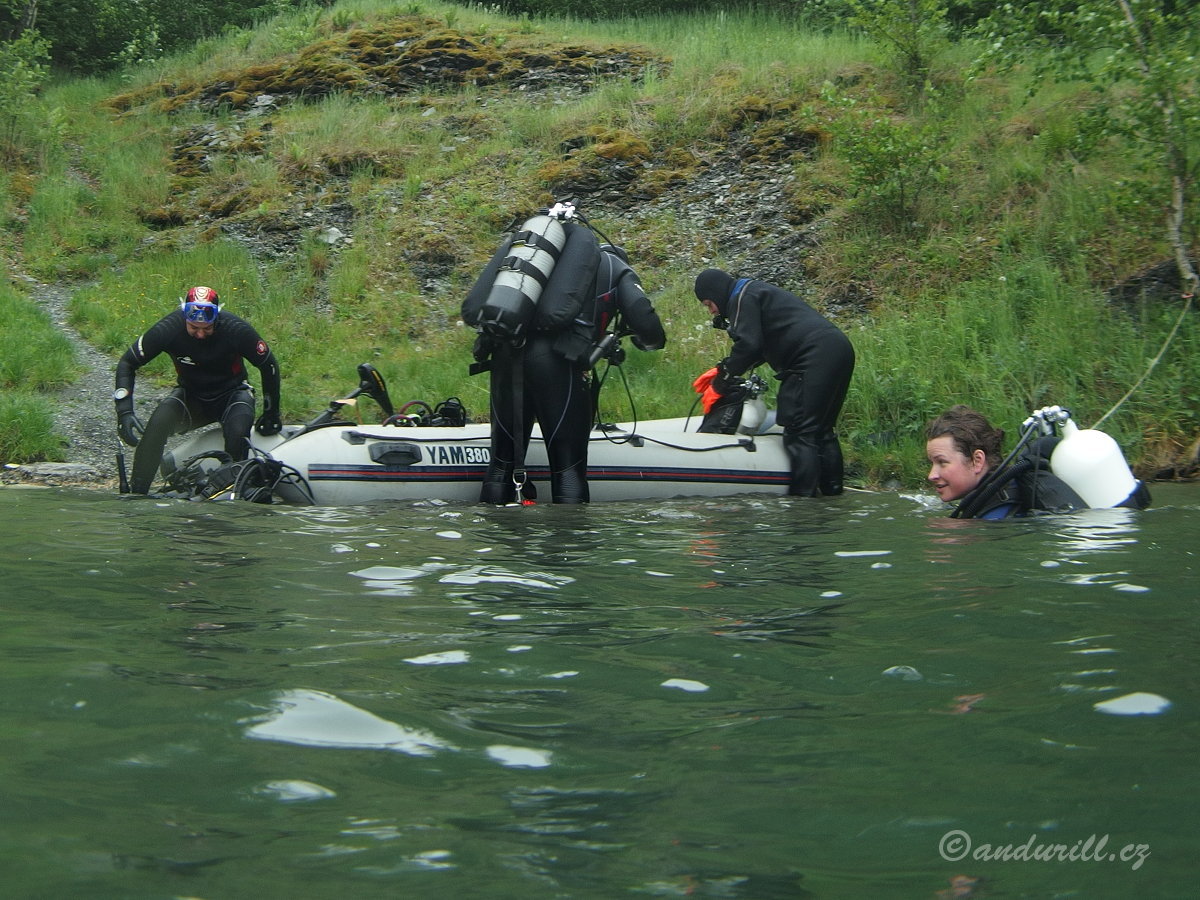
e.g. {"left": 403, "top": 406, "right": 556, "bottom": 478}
{"left": 694, "top": 269, "right": 855, "bottom": 497}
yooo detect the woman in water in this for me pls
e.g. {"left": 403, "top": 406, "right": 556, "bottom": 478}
{"left": 924, "top": 405, "right": 1094, "bottom": 519}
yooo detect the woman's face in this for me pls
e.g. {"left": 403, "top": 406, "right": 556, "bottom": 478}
{"left": 926, "top": 435, "right": 988, "bottom": 502}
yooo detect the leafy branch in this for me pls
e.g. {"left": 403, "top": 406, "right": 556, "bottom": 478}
{"left": 974, "top": 0, "right": 1199, "bottom": 297}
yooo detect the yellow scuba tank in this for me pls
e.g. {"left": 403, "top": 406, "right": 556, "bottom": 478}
{"left": 1049, "top": 418, "right": 1139, "bottom": 508}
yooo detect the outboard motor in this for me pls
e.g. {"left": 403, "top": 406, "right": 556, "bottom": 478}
{"left": 356, "top": 362, "right": 394, "bottom": 419}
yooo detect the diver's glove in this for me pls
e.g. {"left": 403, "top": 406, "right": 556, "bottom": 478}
{"left": 117, "top": 410, "right": 144, "bottom": 447}
{"left": 710, "top": 359, "right": 736, "bottom": 394}
{"left": 115, "top": 394, "right": 144, "bottom": 447}
{"left": 255, "top": 409, "right": 282, "bottom": 436}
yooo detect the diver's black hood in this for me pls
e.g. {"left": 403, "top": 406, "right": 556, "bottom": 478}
{"left": 694, "top": 268, "right": 736, "bottom": 316}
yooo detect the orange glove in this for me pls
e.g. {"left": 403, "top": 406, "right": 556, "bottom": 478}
{"left": 693, "top": 367, "right": 726, "bottom": 413}
{"left": 692, "top": 367, "right": 719, "bottom": 393}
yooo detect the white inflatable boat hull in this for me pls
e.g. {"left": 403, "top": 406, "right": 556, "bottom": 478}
{"left": 162, "top": 417, "right": 791, "bottom": 505}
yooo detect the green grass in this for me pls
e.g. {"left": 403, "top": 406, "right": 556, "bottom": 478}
{"left": 0, "top": 391, "right": 64, "bottom": 463}
{"left": 0, "top": 285, "right": 77, "bottom": 390}
{"left": 2, "top": 1, "right": 1196, "bottom": 482}
{"left": 0, "top": 284, "right": 77, "bottom": 464}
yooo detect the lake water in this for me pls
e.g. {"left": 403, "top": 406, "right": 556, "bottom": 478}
{"left": 1, "top": 483, "right": 1196, "bottom": 899}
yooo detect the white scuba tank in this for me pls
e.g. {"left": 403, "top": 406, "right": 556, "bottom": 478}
{"left": 737, "top": 394, "right": 767, "bottom": 435}
{"left": 1049, "top": 418, "right": 1139, "bottom": 508}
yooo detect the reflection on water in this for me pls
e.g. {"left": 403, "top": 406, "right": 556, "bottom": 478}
{"left": 244, "top": 688, "right": 455, "bottom": 755}
{"left": 0, "top": 484, "right": 1197, "bottom": 898}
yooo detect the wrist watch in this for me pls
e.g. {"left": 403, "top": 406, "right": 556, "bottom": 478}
{"left": 113, "top": 388, "right": 130, "bottom": 401}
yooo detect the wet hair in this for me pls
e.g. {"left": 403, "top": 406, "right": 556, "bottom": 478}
{"left": 925, "top": 405, "right": 1005, "bottom": 470}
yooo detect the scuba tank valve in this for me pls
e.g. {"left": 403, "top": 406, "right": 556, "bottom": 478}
{"left": 736, "top": 374, "right": 770, "bottom": 435}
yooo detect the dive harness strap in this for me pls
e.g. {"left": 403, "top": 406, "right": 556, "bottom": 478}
{"left": 510, "top": 344, "right": 529, "bottom": 502}
{"left": 951, "top": 420, "right": 1043, "bottom": 519}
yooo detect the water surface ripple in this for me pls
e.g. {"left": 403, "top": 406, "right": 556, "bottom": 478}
{"left": 2, "top": 485, "right": 1196, "bottom": 898}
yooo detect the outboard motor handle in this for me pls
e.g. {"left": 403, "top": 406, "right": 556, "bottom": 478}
{"left": 356, "top": 363, "right": 395, "bottom": 418}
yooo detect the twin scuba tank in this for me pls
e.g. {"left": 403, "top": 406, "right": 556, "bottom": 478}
{"left": 462, "top": 202, "right": 600, "bottom": 344}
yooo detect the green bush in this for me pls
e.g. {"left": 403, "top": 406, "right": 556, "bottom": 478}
{"left": 0, "top": 30, "right": 50, "bottom": 157}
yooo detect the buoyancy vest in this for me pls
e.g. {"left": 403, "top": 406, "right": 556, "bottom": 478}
{"left": 955, "top": 437, "right": 1089, "bottom": 519}
{"left": 552, "top": 250, "right": 632, "bottom": 365}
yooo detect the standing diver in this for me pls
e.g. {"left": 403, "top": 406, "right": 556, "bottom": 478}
{"left": 114, "top": 286, "right": 282, "bottom": 494}
{"left": 463, "top": 208, "right": 664, "bottom": 504}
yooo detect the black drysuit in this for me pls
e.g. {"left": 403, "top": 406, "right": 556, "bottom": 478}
{"left": 704, "top": 273, "right": 855, "bottom": 496}
{"left": 115, "top": 310, "right": 280, "bottom": 493}
{"left": 479, "top": 249, "right": 665, "bottom": 504}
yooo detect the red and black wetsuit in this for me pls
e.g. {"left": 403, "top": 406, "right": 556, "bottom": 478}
{"left": 116, "top": 309, "right": 280, "bottom": 493}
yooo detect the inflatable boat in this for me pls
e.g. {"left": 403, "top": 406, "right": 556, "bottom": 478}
{"left": 156, "top": 365, "right": 791, "bottom": 505}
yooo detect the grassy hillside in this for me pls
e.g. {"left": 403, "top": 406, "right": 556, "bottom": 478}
{"left": 2, "top": 1, "right": 1196, "bottom": 486}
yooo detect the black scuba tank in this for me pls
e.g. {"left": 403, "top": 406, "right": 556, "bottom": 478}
{"left": 531, "top": 221, "right": 599, "bottom": 332}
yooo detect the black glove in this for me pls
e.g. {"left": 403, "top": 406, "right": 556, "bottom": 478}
{"left": 117, "top": 410, "right": 144, "bottom": 447}
{"left": 711, "top": 360, "right": 736, "bottom": 395}
{"left": 255, "top": 409, "right": 282, "bottom": 436}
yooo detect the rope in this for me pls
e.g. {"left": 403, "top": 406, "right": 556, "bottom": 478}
{"left": 1091, "top": 292, "right": 1193, "bottom": 429}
